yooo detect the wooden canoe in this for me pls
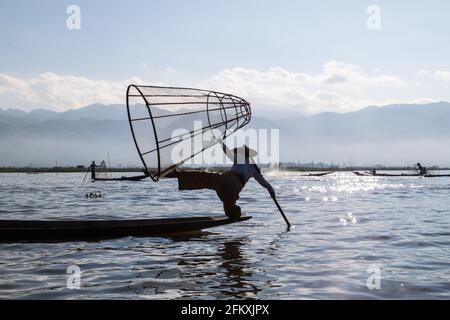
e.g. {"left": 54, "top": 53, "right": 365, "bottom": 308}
{"left": 353, "top": 171, "right": 371, "bottom": 176}
{"left": 92, "top": 174, "right": 148, "bottom": 181}
{"left": 423, "top": 174, "right": 450, "bottom": 177}
{"left": 0, "top": 216, "right": 251, "bottom": 242}
{"left": 373, "top": 173, "right": 421, "bottom": 177}
{"left": 353, "top": 171, "right": 421, "bottom": 177}
{"left": 300, "top": 171, "right": 335, "bottom": 177}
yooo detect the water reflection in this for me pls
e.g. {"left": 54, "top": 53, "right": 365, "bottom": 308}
{"left": 216, "top": 238, "right": 260, "bottom": 299}
{"left": 173, "top": 236, "right": 260, "bottom": 299}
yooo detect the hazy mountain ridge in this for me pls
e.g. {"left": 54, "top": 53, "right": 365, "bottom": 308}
{"left": 1, "top": 102, "right": 450, "bottom": 166}
{"left": 276, "top": 102, "right": 450, "bottom": 139}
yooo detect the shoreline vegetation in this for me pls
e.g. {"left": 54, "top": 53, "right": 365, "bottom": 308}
{"left": 1, "top": 165, "right": 448, "bottom": 173}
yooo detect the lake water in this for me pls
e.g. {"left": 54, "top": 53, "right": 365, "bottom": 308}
{"left": 0, "top": 171, "right": 449, "bottom": 299}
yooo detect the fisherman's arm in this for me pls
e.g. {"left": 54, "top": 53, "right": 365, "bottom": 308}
{"left": 254, "top": 170, "right": 275, "bottom": 197}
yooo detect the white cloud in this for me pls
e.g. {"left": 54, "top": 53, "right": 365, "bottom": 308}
{"left": 164, "top": 68, "right": 176, "bottom": 74}
{"left": 0, "top": 62, "right": 440, "bottom": 115}
{"left": 419, "top": 69, "right": 450, "bottom": 82}
{"left": 320, "top": 61, "right": 402, "bottom": 86}
{"left": 202, "top": 61, "right": 404, "bottom": 114}
{"left": 0, "top": 73, "right": 144, "bottom": 111}
{"left": 435, "top": 70, "right": 450, "bottom": 82}
{"left": 417, "top": 69, "right": 430, "bottom": 77}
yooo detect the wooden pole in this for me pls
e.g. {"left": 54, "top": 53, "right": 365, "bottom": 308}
{"left": 271, "top": 195, "right": 291, "bottom": 229}
{"left": 82, "top": 165, "right": 90, "bottom": 182}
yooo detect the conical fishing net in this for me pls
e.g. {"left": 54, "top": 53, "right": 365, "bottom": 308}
{"left": 95, "top": 160, "right": 109, "bottom": 179}
{"left": 126, "top": 85, "right": 251, "bottom": 181}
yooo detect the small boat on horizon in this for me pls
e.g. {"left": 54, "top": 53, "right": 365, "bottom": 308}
{"left": 84, "top": 160, "right": 148, "bottom": 182}
{"left": 92, "top": 174, "right": 148, "bottom": 181}
{"left": 300, "top": 171, "right": 335, "bottom": 177}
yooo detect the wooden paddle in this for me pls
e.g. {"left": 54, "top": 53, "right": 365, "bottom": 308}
{"left": 271, "top": 194, "right": 291, "bottom": 230}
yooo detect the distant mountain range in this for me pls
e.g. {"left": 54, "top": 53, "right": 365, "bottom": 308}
{"left": 1, "top": 102, "right": 450, "bottom": 166}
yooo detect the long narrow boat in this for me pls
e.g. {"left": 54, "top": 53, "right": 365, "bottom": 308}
{"left": 371, "top": 173, "right": 421, "bottom": 177}
{"left": 300, "top": 171, "right": 335, "bottom": 177}
{"left": 0, "top": 216, "right": 251, "bottom": 242}
{"left": 353, "top": 171, "right": 371, "bottom": 176}
{"left": 93, "top": 174, "right": 148, "bottom": 181}
{"left": 353, "top": 171, "right": 421, "bottom": 177}
{"left": 423, "top": 174, "right": 450, "bottom": 177}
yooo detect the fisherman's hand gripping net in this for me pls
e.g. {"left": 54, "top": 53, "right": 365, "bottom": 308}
{"left": 126, "top": 85, "right": 252, "bottom": 181}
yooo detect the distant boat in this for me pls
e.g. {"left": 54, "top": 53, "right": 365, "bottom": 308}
{"left": 92, "top": 174, "right": 148, "bottom": 181}
{"left": 354, "top": 171, "right": 421, "bottom": 177}
{"left": 353, "top": 171, "right": 371, "bottom": 176}
{"left": 353, "top": 171, "right": 450, "bottom": 177}
{"left": 370, "top": 173, "right": 421, "bottom": 177}
{"left": 423, "top": 173, "right": 450, "bottom": 177}
{"left": 85, "top": 159, "right": 148, "bottom": 182}
{"left": 300, "top": 171, "right": 335, "bottom": 177}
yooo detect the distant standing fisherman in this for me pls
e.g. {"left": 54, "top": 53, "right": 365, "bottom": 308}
{"left": 90, "top": 161, "right": 99, "bottom": 179}
{"left": 416, "top": 162, "right": 427, "bottom": 175}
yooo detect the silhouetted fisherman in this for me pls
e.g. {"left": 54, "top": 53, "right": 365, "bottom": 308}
{"left": 164, "top": 139, "right": 275, "bottom": 219}
{"left": 416, "top": 162, "right": 427, "bottom": 175}
{"left": 90, "top": 161, "right": 100, "bottom": 179}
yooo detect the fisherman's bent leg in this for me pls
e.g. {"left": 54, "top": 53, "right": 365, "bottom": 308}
{"left": 217, "top": 172, "right": 244, "bottom": 219}
{"left": 223, "top": 202, "right": 241, "bottom": 219}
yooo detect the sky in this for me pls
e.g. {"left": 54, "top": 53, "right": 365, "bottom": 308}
{"left": 1, "top": 0, "right": 450, "bottom": 115}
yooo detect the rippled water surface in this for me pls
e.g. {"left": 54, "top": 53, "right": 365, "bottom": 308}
{"left": 0, "top": 171, "right": 449, "bottom": 299}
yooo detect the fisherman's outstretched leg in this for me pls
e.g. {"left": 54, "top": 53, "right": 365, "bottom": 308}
{"left": 177, "top": 171, "right": 222, "bottom": 191}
